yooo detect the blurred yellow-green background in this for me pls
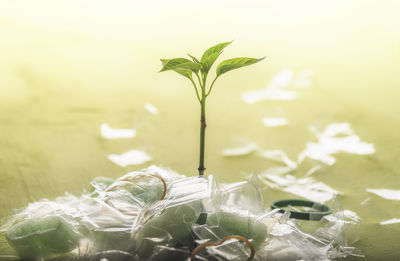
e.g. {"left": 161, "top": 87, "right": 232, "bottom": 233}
{"left": 1, "top": 0, "right": 400, "bottom": 259}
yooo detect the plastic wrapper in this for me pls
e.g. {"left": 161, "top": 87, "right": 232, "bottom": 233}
{"left": 191, "top": 175, "right": 268, "bottom": 261}
{"left": 1, "top": 166, "right": 363, "bottom": 261}
{"left": 5, "top": 215, "right": 80, "bottom": 261}
{"left": 256, "top": 198, "right": 364, "bottom": 261}
{"left": 131, "top": 175, "right": 221, "bottom": 260}
{"left": 0, "top": 165, "right": 183, "bottom": 260}
{"left": 82, "top": 166, "right": 183, "bottom": 253}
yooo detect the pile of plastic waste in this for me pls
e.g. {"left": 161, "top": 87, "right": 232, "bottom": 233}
{"left": 1, "top": 166, "right": 363, "bottom": 261}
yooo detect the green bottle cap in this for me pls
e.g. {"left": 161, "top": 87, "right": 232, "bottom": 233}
{"left": 271, "top": 199, "right": 331, "bottom": 220}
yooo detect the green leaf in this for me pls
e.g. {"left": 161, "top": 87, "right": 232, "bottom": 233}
{"left": 200, "top": 41, "right": 232, "bottom": 74}
{"left": 160, "top": 59, "right": 193, "bottom": 79}
{"left": 175, "top": 68, "right": 193, "bottom": 80}
{"left": 160, "top": 58, "right": 201, "bottom": 73}
{"left": 187, "top": 54, "right": 200, "bottom": 64}
{"left": 216, "top": 57, "right": 265, "bottom": 77}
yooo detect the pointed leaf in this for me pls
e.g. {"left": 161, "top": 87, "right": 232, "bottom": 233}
{"left": 200, "top": 41, "right": 232, "bottom": 73}
{"left": 216, "top": 57, "right": 265, "bottom": 77}
{"left": 160, "top": 58, "right": 201, "bottom": 73}
{"left": 160, "top": 58, "right": 193, "bottom": 79}
{"left": 187, "top": 53, "right": 200, "bottom": 64}
{"left": 160, "top": 58, "right": 191, "bottom": 71}
{"left": 174, "top": 68, "right": 193, "bottom": 80}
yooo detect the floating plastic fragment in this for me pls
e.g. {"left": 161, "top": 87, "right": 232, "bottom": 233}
{"left": 366, "top": 188, "right": 400, "bottom": 200}
{"left": 259, "top": 150, "right": 297, "bottom": 169}
{"left": 262, "top": 117, "right": 289, "bottom": 127}
{"left": 259, "top": 166, "right": 294, "bottom": 176}
{"left": 107, "top": 150, "right": 152, "bottom": 167}
{"left": 100, "top": 123, "right": 136, "bottom": 139}
{"left": 145, "top": 103, "right": 158, "bottom": 114}
{"left": 298, "top": 123, "right": 375, "bottom": 165}
{"left": 260, "top": 173, "right": 340, "bottom": 204}
{"left": 360, "top": 197, "right": 371, "bottom": 205}
{"left": 242, "top": 69, "right": 297, "bottom": 103}
{"left": 222, "top": 143, "right": 297, "bottom": 170}
{"left": 222, "top": 142, "right": 259, "bottom": 157}
{"left": 380, "top": 218, "right": 400, "bottom": 225}
{"left": 293, "top": 70, "right": 313, "bottom": 88}
{"left": 303, "top": 165, "right": 322, "bottom": 177}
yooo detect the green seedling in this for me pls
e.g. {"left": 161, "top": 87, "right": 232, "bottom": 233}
{"left": 160, "top": 41, "right": 264, "bottom": 176}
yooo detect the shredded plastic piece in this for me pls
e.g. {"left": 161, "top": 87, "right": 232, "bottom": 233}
{"left": 103, "top": 173, "right": 167, "bottom": 215}
{"left": 242, "top": 69, "right": 297, "bottom": 103}
{"left": 259, "top": 150, "right": 297, "bottom": 169}
{"left": 145, "top": 103, "right": 158, "bottom": 114}
{"left": 262, "top": 117, "right": 289, "bottom": 127}
{"left": 293, "top": 70, "right": 313, "bottom": 88}
{"left": 298, "top": 123, "right": 375, "bottom": 165}
{"left": 222, "top": 143, "right": 297, "bottom": 170}
{"left": 107, "top": 150, "right": 152, "bottom": 167}
{"left": 222, "top": 143, "right": 259, "bottom": 157}
{"left": 1, "top": 166, "right": 362, "bottom": 261}
{"left": 366, "top": 188, "right": 400, "bottom": 200}
{"left": 100, "top": 123, "right": 136, "bottom": 139}
{"left": 260, "top": 173, "right": 340, "bottom": 204}
{"left": 106, "top": 173, "right": 167, "bottom": 200}
{"left": 380, "top": 218, "right": 400, "bottom": 225}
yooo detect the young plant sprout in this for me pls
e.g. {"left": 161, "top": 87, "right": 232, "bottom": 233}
{"left": 160, "top": 41, "right": 264, "bottom": 176}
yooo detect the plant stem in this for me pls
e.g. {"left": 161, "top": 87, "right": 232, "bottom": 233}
{"left": 206, "top": 77, "right": 218, "bottom": 97}
{"left": 198, "top": 76, "right": 207, "bottom": 176}
{"left": 189, "top": 78, "right": 201, "bottom": 102}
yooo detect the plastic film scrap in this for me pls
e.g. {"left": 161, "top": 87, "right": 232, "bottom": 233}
{"left": 1, "top": 166, "right": 362, "bottom": 261}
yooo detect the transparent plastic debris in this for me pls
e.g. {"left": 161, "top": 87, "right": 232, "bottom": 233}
{"left": 303, "top": 165, "right": 323, "bottom": 177}
{"left": 96, "top": 251, "right": 137, "bottom": 261}
{"left": 366, "top": 188, "right": 400, "bottom": 200}
{"left": 258, "top": 150, "right": 297, "bottom": 169}
{"left": 380, "top": 218, "right": 400, "bottom": 225}
{"left": 222, "top": 142, "right": 259, "bottom": 157}
{"left": 219, "top": 175, "right": 266, "bottom": 216}
{"left": 5, "top": 215, "right": 80, "bottom": 261}
{"left": 260, "top": 173, "right": 341, "bottom": 204}
{"left": 298, "top": 122, "right": 375, "bottom": 165}
{"left": 1, "top": 166, "right": 362, "bottom": 261}
{"left": 312, "top": 205, "right": 364, "bottom": 259}
{"left": 131, "top": 175, "right": 222, "bottom": 260}
{"left": 293, "top": 70, "right": 313, "bottom": 88}
{"left": 144, "top": 103, "right": 158, "bottom": 114}
{"left": 222, "top": 142, "right": 297, "bottom": 171}
{"left": 107, "top": 149, "right": 152, "bottom": 167}
{"left": 82, "top": 167, "right": 181, "bottom": 253}
{"left": 262, "top": 117, "right": 288, "bottom": 127}
{"left": 190, "top": 175, "right": 268, "bottom": 261}
{"left": 360, "top": 197, "right": 371, "bottom": 206}
{"left": 100, "top": 123, "right": 136, "bottom": 139}
{"left": 259, "top": 166, "right": 294, "bottom": 176}
{"left": 256, "top": 198, "right": 363, "bottom": 261}
{"left": 242, "top": 69, "right": 297, "bottom": 103}
{"left": 1, "top": 165, "right": 183, "bottom": 260}
{"left": 1, "top": 194, "right": 82, "bottom": 261}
